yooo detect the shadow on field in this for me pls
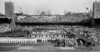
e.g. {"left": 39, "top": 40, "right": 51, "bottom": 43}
{"left": 0, "top": 47, "right": 19, "bottom": 51}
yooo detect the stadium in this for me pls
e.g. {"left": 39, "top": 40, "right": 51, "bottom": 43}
{"left": 0, "top": 1, "right": 100, "bottom": 52}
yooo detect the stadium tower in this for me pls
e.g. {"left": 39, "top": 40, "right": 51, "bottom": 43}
{"left": 93, "top": 2, "right": 100, "bottom": 27}
{"left": 93, "top": 2, "right": 100, "bottom": 18}
{"left": 5, "top": 1, "right": 16, "bottom": 30}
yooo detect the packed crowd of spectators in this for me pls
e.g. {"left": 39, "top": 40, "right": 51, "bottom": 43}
{"left": 16, "top": 13, "right": 88, "bottom": 23}
{"left": 71, "top": 26, "right": 100, "bottom": 44}
{"left": 0, "top": 24, "right": 11, "bottom": 32}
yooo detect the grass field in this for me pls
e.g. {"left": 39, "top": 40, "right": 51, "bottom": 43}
{"left": 0, "top": 46, "right": 100, "bottom": 52}
{"left": 0, "top": 42, "right": 100, "bottom": 52}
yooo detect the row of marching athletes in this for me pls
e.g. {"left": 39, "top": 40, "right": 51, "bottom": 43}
{"left": 0, "top": 37, "right": 76, "bottom": 46}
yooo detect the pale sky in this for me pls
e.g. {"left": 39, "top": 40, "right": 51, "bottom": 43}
{"left": 0, "top": 0, "right": 98, "bottom": 14}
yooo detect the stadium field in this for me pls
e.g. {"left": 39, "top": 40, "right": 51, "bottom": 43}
{"left": 0, "top": 45, "right": 100, "bottom": 52}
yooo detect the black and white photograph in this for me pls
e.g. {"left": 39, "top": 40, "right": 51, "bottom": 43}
{"left": 0, "top": 0, "right": 100, "bottom": 52}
